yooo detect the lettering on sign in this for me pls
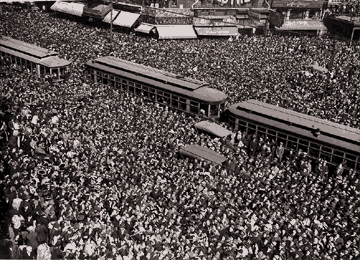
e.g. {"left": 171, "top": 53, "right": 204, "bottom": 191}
{"left": 271, "top": 0, "right": 324, "bottom": 9}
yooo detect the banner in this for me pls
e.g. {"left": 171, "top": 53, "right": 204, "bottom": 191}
{"left": 271, "top": 0, "right": 324, "bottom": 9}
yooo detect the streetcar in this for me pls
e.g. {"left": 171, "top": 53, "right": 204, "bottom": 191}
{"left": 0, "top": 36, "right": 71, "bottom": 82}
{"left": 84, "top": 56, "right": 228, "bottom": 120}
{"left": 227, "top": 99, "right": 360, "bottom": 172}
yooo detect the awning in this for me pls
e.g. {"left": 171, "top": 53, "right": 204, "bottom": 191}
{"left": 113, "top": 11, "right": 140, "bottom": 28}
{"left": 179, "top": 145, "right": 227, "bottom": 165}
{"left": 135, "top": 23, "right": 156, "bottom": 34}
{"left": 276, "top": 20, "right": 327, "bottom": 31}
{"left": 194, "top": 121, "right": 232, "bottom": 138}
{"left": 50, "top": 2, "right": 85, "bottom": 17}
{"left": 83, "top": 3, "right": 112, "bottom": 20}
{"left": 102, "top": 10, "right": 120, "bottom": 24}
{"left": 156, "top": 25, "right": 197, "bottom": 39}
{"left": 195, "top": 27, "right": 239, "bottom": 36}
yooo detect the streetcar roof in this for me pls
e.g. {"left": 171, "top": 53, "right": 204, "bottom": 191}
{"left": 0, "top": 36, "right": 58, "bottom": 59}
{"left": 195, "top": 121, "right": 232, "bottom": 138}
{"left": 92, "top": 56, "right": 208, "bottom": 91}
{"left": 0, "top": 46, "right": 40, "bottom": 64}
{"left": 179, "top": 145, "right": 227, "bottom": 165}
{"left": 86, "top": 60, "right": 227, "bottom": 103}
{"left": 39, "top": 56, "right": 71, "bottom": 68}
{"left": 229, "top": 99, "right": 360, "bottom": 146}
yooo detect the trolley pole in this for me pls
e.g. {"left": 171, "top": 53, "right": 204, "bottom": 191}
{"left": 110, "top": 0, "right": 113, "bottom": 46}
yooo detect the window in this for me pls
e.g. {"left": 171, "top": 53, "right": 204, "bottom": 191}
{"left": 309, "top": 142, "right": 320, "bottom": 157}
{"left": 298, "top": 139, "right": 309, "bottom": 153}
{"left": 135, "top": 84, "right": 142, "bottom": 96}
{"left": 210, "top": 104, "right": 219, "bottom": 117}
{"left": 190, "top": 100, "right": 199, "bottom": 107}
{"left": 238, "top": 119, "right": 247, "bottom": 127}
{"left": 97, "top": 71, "right": 102, "bottom": 82}
{"left": 179, "top": 101, "right": 187, "bottom": 111}
{"left": 40, "top": 65, "right": 45, "bottom": 76}
{"left": 190, "top": 105, "right": 199, "bottom": 114}
{"left": 102, "top": 73, "right": 109, "bottom": 84}
{"left": 109, "top": 76, "right": 115, "bottom": 87}
{"left": 200, "top": 103, "right": 209, "bottom": 116}
{"left": 157, "top": 91, "right": 163, "bottom": 96}
{"left": 53, "top": 68, "right": 59, "bottom": 79}
{"left": 142, "top": 86, "right": 149, "bottom": 97}
{"left": 164, "top": 93, "right": 171, "bottom": 105}
{"left": 287, "top": 135, "right": 298, "bottom": 150}
{"left": 320, "top": 152, "right": 331, "bottom": 163}
{"left": 321, "top": 146, "right": 332, "bottom": 153}
{"left": 157, "top": 94, "right": 164, "bottom": 103}
{"left": 172, "top": 95, "right": 179, "bottom": 108}
{"left": 149, "top": 88, "right": 155, "bottom": 93}
{"left": 128, "top": 81, "right": 135, "bottom": 94}
{"left": 277, "top": 132, "right": 287, "bottom": 146}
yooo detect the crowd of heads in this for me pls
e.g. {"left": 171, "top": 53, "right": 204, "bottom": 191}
{"left": 0, "top": 4, "right": 360, "bottom": 260}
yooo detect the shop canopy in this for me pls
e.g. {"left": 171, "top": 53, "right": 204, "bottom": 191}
{"left": 102, "top": 10, "right": 120, "bottom": 24}
{"left": 194, "top": 121, "right": 232, "bottom": 138}
{"left": 113, "top": 11, "right": 140, "bottom": 28}
{"left": 135, "top": 23, "right": 156, "bottom": 34}
{"left": 155, "top": 25, "right": 197, "bottom": 39}
{"left": 179, "top": 145, "right": 227, "bottom": 165}
{"left": 50, "top": 2, "right": 85, "bottom": 17}
{"left": 195, "top": 26, "right": 239, "bottom": 36}
{"left": 276, "top": 20, "right": 326, "bottom": 31}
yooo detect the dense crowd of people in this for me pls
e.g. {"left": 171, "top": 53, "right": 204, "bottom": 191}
{"left": 1, "top": 4, "right": 360, "bottom": 260}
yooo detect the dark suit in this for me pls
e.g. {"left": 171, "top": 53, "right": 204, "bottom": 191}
{"left": 19, "top": 247, "right": 36, "bottom": 259}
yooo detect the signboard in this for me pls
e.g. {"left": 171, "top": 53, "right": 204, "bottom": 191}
{"left": 248, "top": 10, "right": 262, "bottom": 20}
{"left": 269, "top": 11, "right": 284, "bottom": 27}
{"left": 271, "top": 0, "right": 324, "bottom": 9}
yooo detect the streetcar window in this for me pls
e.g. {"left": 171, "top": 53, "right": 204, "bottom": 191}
{"left": 149, "top": 87, "right": 155, "bottom": 93}
{"left": 109, "top": 76, "right": 115, "bottom": 87}
{"left": 277, "top": 132, "right": 287, "bottom": 146}
{"left": 40, "top": 65, "right": 45, "bottom": 75}
{"left": 136, "top": 86, "right": 142, "bottom": 96}
{"left": 321, "top": 146, "right": 332, "bottom": 153}
{"left": 287, "top": 135, "right": 298, "bottom": 150}
{"left": 298, "top": 139, "right": 309, "bottom": 153}
{"left": 121, "top": 80, "right": 128, "bottom": 91}
{"left": 164, "top": 93, "right": 171, "bottom": 105}
{"left": 157, "top": 91, "right": 163, "bottom": 96}
{"left": 179, "top": 97, "right": 186, "bottom": 103}
{"left": 320, "top": 152, "right": 331, "bottom": 163}
{"left": 190, "top": 105, "right": 199, "bottom": 114}
{"left": 238, "top": 119, "right": 247, "bottom": 127}
{"left": 210, "top": 104, "right": 219, "bottom": 117}
{"left": 346, "top": 158, "right": 356, "bottom": 169}
{"left": 172, "top": 95, "right": 179, "bottom": 108}
{"left": 128, "top": 81, "right": 135, "bottom": 94}
{"left": 200, "top": 103, "right": 209, "bottom": 117}
{"left": 190, "top": 100, "right": 199, "bottom": 107}
{"left": 179, "top": 101, "right": 187, "bottom": 111}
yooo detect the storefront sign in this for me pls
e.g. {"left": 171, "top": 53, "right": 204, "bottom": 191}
{"left": 248, "top": 10, "right": 262, "bottom": 20}
{"left": 271, "top": 0, "right": 324, "bottom": 9}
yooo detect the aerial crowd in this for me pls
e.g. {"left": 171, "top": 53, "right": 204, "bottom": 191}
{"left": 0, "top": 4, "right": 360, "bottom": 260}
